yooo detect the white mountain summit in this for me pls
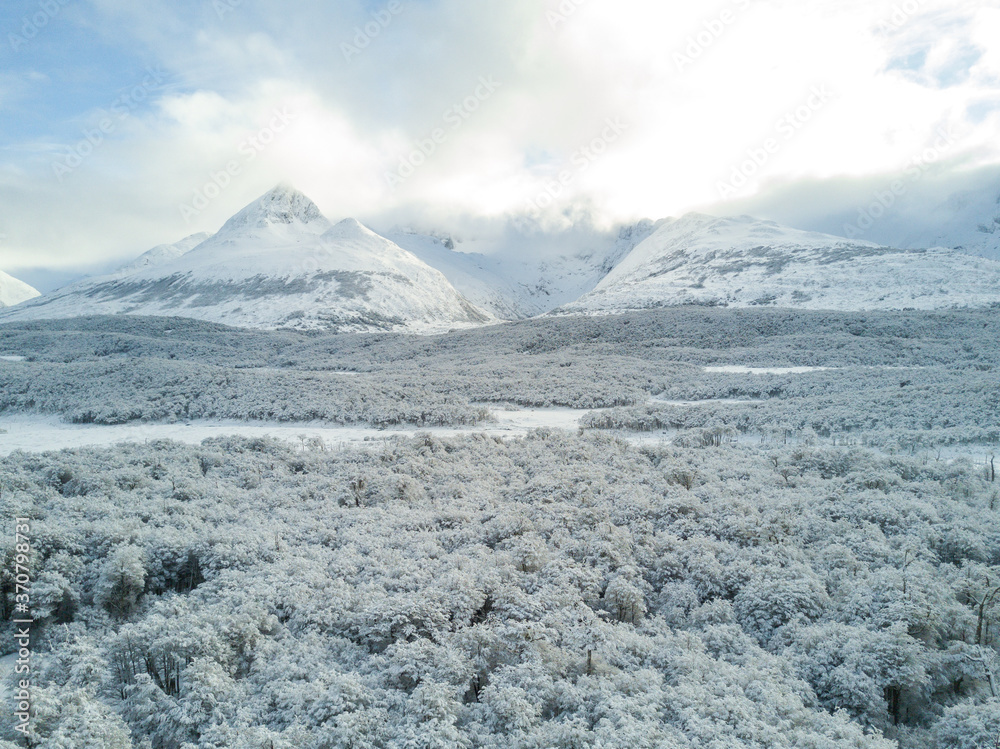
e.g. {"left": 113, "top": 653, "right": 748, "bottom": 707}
{"left": 0, "top": 186, "right": 492, "bottom": 332}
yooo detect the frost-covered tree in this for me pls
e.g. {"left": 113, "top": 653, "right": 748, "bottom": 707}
{"left": 96, "top": 545, "right": 147, "bottom": 619}
{"left": 931, "top": 699, "right": 1000, "bottom": 749}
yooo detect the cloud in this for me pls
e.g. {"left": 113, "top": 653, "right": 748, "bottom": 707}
{"left": 1, "top": 0, "right": 999, "bottom": 275}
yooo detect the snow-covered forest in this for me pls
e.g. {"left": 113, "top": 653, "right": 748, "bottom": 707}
{"left": 0, "top": 309, "right": 998, "bottom": 748}
{"left": 1, "top": 431, "right": 998, "bottom": 747}
{"left": 1, "top": 309, "right": 998, "bottom": 448}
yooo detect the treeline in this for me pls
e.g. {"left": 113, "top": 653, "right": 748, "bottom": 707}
{"left": 0, "top": 359, "right": 489, "bottom": 427}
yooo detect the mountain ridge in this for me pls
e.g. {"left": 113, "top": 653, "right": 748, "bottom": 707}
{"left": 0, "top": 187, "right": 493, "bottom": 332}
{"left": 6, "top": 187, "right": 1000, "bottom": 330}
{"left": 560, "top": 213, "right": 1000, "bottom": 313}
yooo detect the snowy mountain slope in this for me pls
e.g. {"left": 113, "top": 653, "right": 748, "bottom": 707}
{"left": 0, "top": 270, "right": 40, "bottom": 308}
{"left": 0, "top": 186, "right": 493, "bottom": 332}
{"left": 560, "top": 213, "right": 1000, "bottom": 313}
{"left": 387, "top": 220, "right": 661, "bottom": 318}
{"left": 0, "top": 234, "right": 212, "bottom": 314}
{"left": 114, "top": 233, "right": 212, "bottom": 275}
{"left": 381, "top": 231, "right": 528, "bottom": 320}
{"left": 895, "top": 187, "right": 1000, "bottom": 260}
{"left": 785, "top": 171, "right": 1000, "bottom": 261}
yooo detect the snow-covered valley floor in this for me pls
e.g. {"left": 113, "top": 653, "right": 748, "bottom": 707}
{"left": 1, "top": 407, "right": 992, "bottom": 468}
{"left": 702, "top": 365, "right": 831, "bottom": 374}
{"left": 0, "top": 407, "right": 592, "bottom": 457}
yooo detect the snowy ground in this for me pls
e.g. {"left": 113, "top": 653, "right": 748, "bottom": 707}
{"left": 649, "top": 396, "right": 761, "bottom": 405}
{"left": 702, "top": 365, "right": 830, "bottom": 374}
{"left": 0, "top": 408, "right": 593, "bottom": 457}
{"left": 1, "top": 407, "right": 993, "bottom": 469}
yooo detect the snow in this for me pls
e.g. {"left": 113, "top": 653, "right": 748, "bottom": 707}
{"left": 0, "top": 234, "right": 212, "bottom": 317}
{"left": 113, "top": 232, "right": 213, "bottom": 275}
{"left": 650, "top": 396, "right": 761, "bottom": 404}
{"left": 0, "top": 270, "right": 40, "bottom": 308}
{"left": 0, "top": 404, "right": 992, "bottom": 466}
{"left": 0, "top": 186, "right": 494, "bottom": 333}
{"left": 219, "top": 182, "right": 326, "bottom": 232}
{"left": 0, "top": 409, "right": 593, "bottom": 457}
{"left": 7, "top": 198, "right": 1000, "bottom": 331}
{"left": 386, "top": 219, "right": 660, "bottom": 319}
{"left": 382, "top": 231, "right": 532, "bottom": 320}
{"left": 703, "top": 366, "right": 830, "bottom": 374}
{"left": 561, "top": 213, "right": 1000, "bottom": 313}
{"left": 487, "top": 406, "right": 590, "bottom": 431}
{"left": 866, "top": 179, "right": 1000, "bottom": 261}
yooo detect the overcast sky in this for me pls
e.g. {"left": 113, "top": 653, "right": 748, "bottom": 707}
{"left": 2, "top": 0, "right": 999, "bottom": 279}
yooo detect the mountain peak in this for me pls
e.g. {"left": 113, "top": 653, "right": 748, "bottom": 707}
{"left": 219, "top": 184, "right": 327, "bottom": 234}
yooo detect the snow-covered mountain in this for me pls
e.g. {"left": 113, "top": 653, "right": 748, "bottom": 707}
{"left": 0, "top": 234, "right": 211, "bottom": 313}
{"left": 8, "top": 191, "right": 1000, "bottom": 329}
{"left": 895, "top": 187, "right": 1000, "bottom": 260}
{"left": 776, "top": 171, "right": 1000, "bottom": 261}
{"left": 386, "top": 220, "right": 661, "bottom": 318}
{"left": 560, "top": 213, "right": 1000, "bottom": 314}
{"left": 114, "top": 233, "right": 212, "bottom": 275}
{"left": 0, "top": 186, "right": 492, "bottom": 332}
{"left": 0, "top": 270, "right": 40, "bottom": 308}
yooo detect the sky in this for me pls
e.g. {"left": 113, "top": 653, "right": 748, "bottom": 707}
{"left": 2, "top": 0, "right": 1000, "bottom": 286}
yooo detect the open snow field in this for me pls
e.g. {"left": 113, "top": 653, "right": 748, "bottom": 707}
{"left": 2, "top": 407, "right": 993, "bottom": 468}
{"left": 0, "top": 407, "right": 594, "bottom": 457}
{"left": 702, "top": 365, "right": 830, "bottom": 374}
